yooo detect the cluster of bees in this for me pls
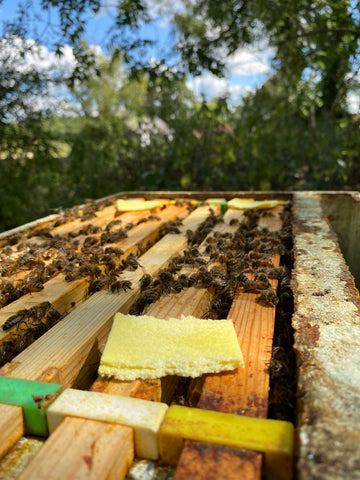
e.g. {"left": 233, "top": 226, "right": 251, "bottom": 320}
{"left": 0, "top": 301, "right": 61, "bottom": 366}
{"left": 0, "top": 198, "right": 195, "bottom": 365}
{"left": 0, "top": 198, "right": 293, "bottom": 375}
{"left": 130, "top": 206, "right": 292, "bottom": 319}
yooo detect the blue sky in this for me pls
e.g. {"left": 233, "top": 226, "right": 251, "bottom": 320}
{"left": 0, "top": 0, "right": 274, "bottom": 102}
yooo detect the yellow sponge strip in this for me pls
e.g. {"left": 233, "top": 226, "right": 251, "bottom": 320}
{"left": 116, "top": 199, "right": 174, "bottom": 211}
{"left": 159, "top": 405, "right": 294, "bottom": 480}
{"left": 99, "top": 314, "right": 244, "bottom": 380}
{"left": 227, "top": 198, "right": 287, "bottom": 210}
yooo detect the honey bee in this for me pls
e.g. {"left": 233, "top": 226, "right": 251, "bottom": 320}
{"left": 129, "top": 287, "right": 161, "bottom": 315}
{"left": 187, "top": 273, "right": 199, "bottom": 287}
{"left": 0, "top": 340, "right": 16, "bottom": 367}
{"left": 254, "top": 272, "right": 271, "bottom": 289}
{"left": 27, "top": 322, "right": 47, "bottom": 339}
{"left": 256, "top": 287, "right": 279, "bottom": 307}
{"left": 27, "top": 301, "right": 52, "bottom": 322}
{"left": 83, "top": 236, "right": 99, "bottom": 248}
{"left": 152, "top": 271, "right": 175, "bottom": 294}
{"left": 26, "top": 281, "right": 45, "bottom": 293}
{"left": 87, "top": 278, "right": 109, "bottom": 295}
{"left": 6, "top": 233, "right": 22, "bottom": 246}
{"left": 105, "top": 219, "right": 122, "bottom": 231}
{"left": 147, "top": 214, "right": 161, "bottom": 221}
{"left": 229, "top": 218, "right": 240, "bottom": 226}
{"left": 2, "top": 309, "right": 29, "bottom": 331}
{"left": 260, "top": 211, "right": 274, "bottom": 218}
{"left": 121, "top": 253, "right": 142, "bottom": 271}
{"left": 64, "top": 270, "right": 81, "bottom": 282}
{"left": 27, "top": 228, "right": 53, "bottom": 239}
{"left": 195, "top": 269, "right": 213, "bottom": 288}
{"left": 109, "top": 279, "right": 132, "bottom": 293}
{"left": 139, "top": 274, "right": 152, "bottom": 290}
{"left": 194, "top": 257, "right": 208, "bottom": 266}
{"left": 186, "top": 230, "right": 196, "bottom": 244}
{"left": 104, "top": 247, "right": 124, "bottom": 257}
{"left": 46, "top": 307, "right": 62, "bottom": 325}
{"left": 0, "top": 294, "right": 7, "bottom": 308}
{"left": 177, "top": 274, "right": 189, "bottom": 288}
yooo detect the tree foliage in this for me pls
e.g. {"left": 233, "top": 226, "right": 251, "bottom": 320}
{"left": 0, "top": 0, "right": 359, "bottom": 232}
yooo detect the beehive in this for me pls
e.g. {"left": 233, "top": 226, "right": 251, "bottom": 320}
{"left": 0, "top": 191, "right": 359, "bottom": 480}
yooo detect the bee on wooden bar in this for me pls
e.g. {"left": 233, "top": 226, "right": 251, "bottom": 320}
{"left": 177, "top": 274, "right": 189, "bottom": 288}
{"left": 81, "top": 224, "right": 101, "bottom": 235}
{"left": 27, "top": 228, "right": 53, "bottom": 239}
{"left": 12, "top": 329, "right": 34, "bottom": 355}
{"left": 152, "top": 271, "right": 176, "bottom": 295}
{"left": 105, "top": 219, "right": 122, "bottom": 231}
{"left": 27, "top": 301, "right": 52, "bottom": 322}
{"left": 166, "top": 259, "right": 182, "bottom": 274}
{"left": 229, "top": 218, "right": 240, "bottom": 226}
{"left": 109, "top": 279, "right": 132, "bottom": 293}
{"left": 0, "top": 294, "right": 7, "bottom": 308}
{"left": 2, "top": 309, "right": 29, "bottom": 331}
{"left": 80, "top": 205, "right": 98, "bottom": 222}
{"left": 129, "top": 287, "right": 161, "bottom": 315}
{"left": 256, "top": 287, "right": 279, "bottom": 307}
{"left": 124, "top": 222, "right": 134, "bottom": 231}
{"left": 186, "top": 229, "right": 196, "bottom": 244}
{"left": 26, "top": 281, "right": 45, "bottom": 293}
{"left": 139, "top": 274, "right": 152, "bottom": 290}
{"left": 194, "top": 257, "right": 208, "bottom": 267}
{"left": 243, "top": 209, "right": 261, "bottom": 228}
{"left": 238, "top": 273, "right": 260, "bottom": 293}
{"left": 104, "top": 247, "right": 124, "bottom": 257}
{"left": 260, "top": 210, "right": 274, "bottom": 218}
{"left": 0, "top": 340, "right": 16, "bottom": 366}
{"left": 6, "top": 233, "right": 22, "bottom": 246}
{"left": 147, "top": 214, "right": 161, "bottom": 221}
{"left": 87, "top": 278, "right": 109, "bottom": 295}
{"left": 190, "top": 267, "right": 210, "bottom": 289}
{"left": 83, "top": 236, "right": 99, "bottom": 248}
{"left": 46, "top": 307, "right": 62, "bottom": 326}
{"left": 188, "top": 273, "right": 200, "bottom": 287}
{"left": 264, "top": 265, "right": 288, "bottom": 280}
{"left": 27, "top": 322, "right": 47, "bottom": 339}
{"left": 102, "top": 258, "right": 117, "bottom": 276}
{"left": 64, "top": 270, "right": 80, "bottom": 282}
{"left": 121, "top": 253, "right": 142, "bottom": 271}
{"left": 254, "top": 272, "right": 271, "bottom": 289}
{"left": 100, "top": 229, "right": 127, "bottom": 244}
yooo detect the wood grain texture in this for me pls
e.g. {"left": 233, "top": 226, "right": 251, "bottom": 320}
{"left": 197, "top": 276, "right": 279, "bottom": 417}
{"left": 17, "top": 416, "right": 133, "bottom": 480}
{"left": 0, "top": 404, "right": 24, "bottom": 460}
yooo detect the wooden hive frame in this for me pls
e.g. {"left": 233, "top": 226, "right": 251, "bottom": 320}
{"left": 0, "top": 191, "right": 359, "bottom": 480}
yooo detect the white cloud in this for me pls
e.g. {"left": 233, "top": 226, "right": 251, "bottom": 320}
{"left": 185, "top": 44, "right": 272, "bottom": 100}
{"left": 187, "top": 72, "right": 254, "bottom": 100}
{"left": 226, "top": 47, "right": 272, "bottom": 77}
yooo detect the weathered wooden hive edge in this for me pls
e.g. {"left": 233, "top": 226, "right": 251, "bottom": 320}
{"left": 3, "top": 190, "right": 359, "bottom": 239}
{"left": 292, "top": 192, "right": 360, "bottom": 480}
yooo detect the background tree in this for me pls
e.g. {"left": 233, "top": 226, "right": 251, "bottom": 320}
{"left": 0, "top": 0, "right": 359, "bottom": 232}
